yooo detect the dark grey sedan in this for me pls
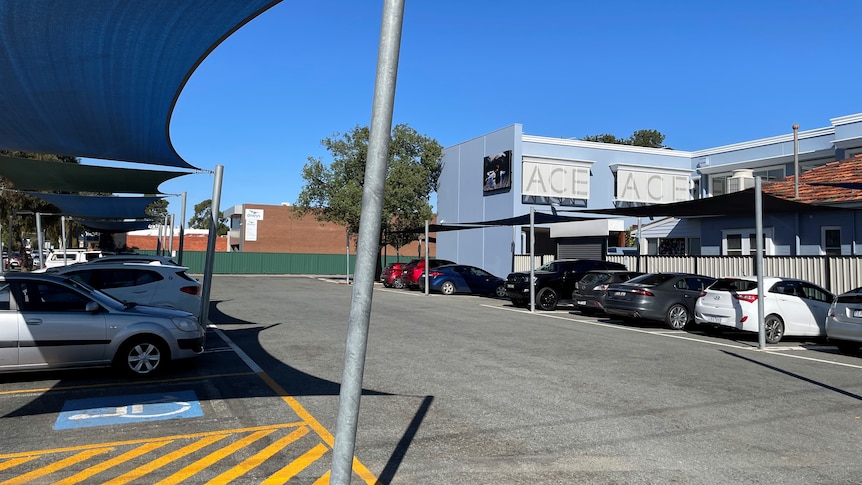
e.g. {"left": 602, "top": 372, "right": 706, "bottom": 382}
{"left": 603, "top": 272, "right": 716, "bottom": 330}
{"left": 572, "top": 270, "right": 643, "bottom": 315}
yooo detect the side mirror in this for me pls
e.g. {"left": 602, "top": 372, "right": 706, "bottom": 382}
{"left": 85, "top": 301, "right": 100, "bottom": 312}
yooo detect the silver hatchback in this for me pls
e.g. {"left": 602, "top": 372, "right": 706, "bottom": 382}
{"left": 0, "top": 273, "right": 205, "bottom": 376}
{"left": 827, "top": 287, "right": 862, "bottom": 354}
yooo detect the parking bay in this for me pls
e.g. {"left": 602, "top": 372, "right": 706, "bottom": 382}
{"left": 0, "top": 275, "right": 861, "bottom": 483}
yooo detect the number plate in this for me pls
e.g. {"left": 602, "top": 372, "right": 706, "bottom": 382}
{"left": 853, "top": 309, "right": 862, "bottom": 318}
{"left": 614, "top": 291, "right": 626, "bottom": 297}
{"left": 576, "top": 300, "right": 586, "bottom": 306}
{"left": 506, "top": 284, "right": 514, "bottom": 289}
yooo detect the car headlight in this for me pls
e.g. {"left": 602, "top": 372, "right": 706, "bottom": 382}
{"left": 172, "top": 316, "right": 200, "bottom": 332}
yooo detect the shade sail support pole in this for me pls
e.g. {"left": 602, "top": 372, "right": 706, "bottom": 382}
{"left": 198, "top": 165, "right": 223, "bottom": 326}
{"left": 330, "top": 0, "right": 404, "bottom": 482}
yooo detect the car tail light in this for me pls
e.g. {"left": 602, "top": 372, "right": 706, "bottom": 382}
{"left": 632, "top": 288, "right": 654, "bottom": 297}
{"left": 734, "top": 294, "right": 758, "bottom": 303}
{"left": 181, "top": 285, "right": 200, "bottom": 295}
{"left": 428, "top": 271, "right": 444, "bottom": 277}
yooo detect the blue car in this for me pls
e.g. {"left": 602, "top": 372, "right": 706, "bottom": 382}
{"left": 423, "top": 264, "right": 507, "bottom": 297}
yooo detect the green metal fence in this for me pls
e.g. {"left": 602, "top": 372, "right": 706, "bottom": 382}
{"left": 147, "top": 251, "right": 417, "bottom": 275}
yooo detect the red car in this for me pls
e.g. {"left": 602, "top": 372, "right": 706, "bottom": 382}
{"left": 402, "top": 258, "right": 457, "bottom": 289}
{"left": 381, "top": 261, "right": 414, "bottom": 289}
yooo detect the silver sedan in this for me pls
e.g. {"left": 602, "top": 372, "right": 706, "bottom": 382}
{"left": 0, "top": 273, "right": 205, "bottom": 376}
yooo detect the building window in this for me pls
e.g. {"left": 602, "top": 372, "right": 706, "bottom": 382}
{"left": 726, "top": 234, "right": 743, "bottom": 256}
{"left": 722, "top": 228, "right": 773, "bottom": 255}
{"left": 823, "top": 227, "right": 841, "bottom": 255}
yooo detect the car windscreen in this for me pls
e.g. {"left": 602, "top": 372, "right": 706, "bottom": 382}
{"left": 709, "top": 278, "right": 757, "bottom": 291}
{"left": 626, "top": 273, "right": 677, "bottom": 286}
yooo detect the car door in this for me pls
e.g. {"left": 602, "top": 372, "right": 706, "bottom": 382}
{"left": 679, "top": 277, "right": 714, "bottom": 313}
{"left": 768, "top": 280, "right": 823, "bottom": 335}
{"left": 0, "top": 283, "right": 19, "bottom": 366}
{"left": 11, "top": 280, "right": 108, "bottom": 366}
{"left": 463, "top": 267, "right": 495, "bottom": 293}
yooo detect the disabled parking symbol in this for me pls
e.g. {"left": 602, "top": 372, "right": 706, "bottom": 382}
{"left": 54, "top": 390, "right": 203, "bottom": 430}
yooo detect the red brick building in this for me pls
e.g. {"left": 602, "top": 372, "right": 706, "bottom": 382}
{"left": 223, "top": 203, "right": 432, "bottom": 257}
{"left": 120, "top": 228, "right": 227, "bottom": 253}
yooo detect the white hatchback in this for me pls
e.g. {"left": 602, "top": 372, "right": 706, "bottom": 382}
{"left": 49, "top": 262, "right": 202, "bottom": 316}
{"left": 695, "top": 276, "right": 835, "bottom": 344}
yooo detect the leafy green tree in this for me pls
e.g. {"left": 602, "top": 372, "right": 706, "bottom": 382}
{"left": 145, "top": 198, "right": 169, "bottom": 223}
{"left": 189, "top": 199, "right": 228, "bottom": 236}
{"left": 294, "top": 124, "right": 443, "bottom": 258}
{"left": 581, "top": 129, "right": 668, "bottom": 149}
{"left": 0, "top": 150, "right": 81, "bottom": 251}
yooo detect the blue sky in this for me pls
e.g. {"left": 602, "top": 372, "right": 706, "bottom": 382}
{"left": 149, "top": 0, "right": 862, "bottom": 222}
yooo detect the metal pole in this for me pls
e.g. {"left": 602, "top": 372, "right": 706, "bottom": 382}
{"left": 178, "top": 192, "right": 187, "bottom": 264}
{"left": 156, "top": 218, "right": 164, "bottom": 256}
{"left": 36, "top": 213, "right": 44, "bottom": 270}
{"left": 330, "top": 0, "right": 404, "bottom": 482}
{"left": 755, "top": 176, "right": 766, "bottom": 349}
{"left": 793, "top": 123, "right": 799, "bottom": 199}
{"left": 346, "top": 229, "right": 350, "bottom": 284}
{"left": 168, "top": 213, "right": 175, "bottom": 256}
{"left": 424, "top": 219, "right": 429, "bottom": 295}
{"left": 61, "top": 216, "right": 67, "bottom": 265}
{"left": 6, "top": 212, "right": 11, "bottom": 272}
{"left": 529, "top": 206, "right": 535, "bottom": 313}
{"left": 198, "top": 165, "right": 223, "bottom": 326}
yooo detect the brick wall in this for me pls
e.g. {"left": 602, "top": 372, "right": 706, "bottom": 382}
{"left": 124, "top": 233, "right": 227, "bottom": 252}
{"left": 237, "top": 204, "right": 434, "bottom": 256}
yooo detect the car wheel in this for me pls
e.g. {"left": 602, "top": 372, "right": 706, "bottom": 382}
{"left": 440, "top": 281, "right": 456, "bottom": 295}
{"left": 665, "top": 304, "right": 689, "bottom": 330}
{"left": 115, "top": 336, "right": 169, "bottom": 377}
{"left": 536, "top": 288, "right": 559, "bottom": 311}
{"left": 835, "top": 341, "right": 861, "bottom": 355}
{"left": 392, "top": 277, "right": 405, "bottom": 289}
{"left": 494, "top": 284, "right": 507, "bottom": 298}
{"left": 764, "top": 314, "right": 785, "bottom": 344}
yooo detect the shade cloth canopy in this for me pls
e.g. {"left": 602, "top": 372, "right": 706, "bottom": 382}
{"left": 75, "top": 219, "right": 155, "bottom": 233}
{"left": 568, "top": 188, "right": 843, "bottom": 218}
{"left": 0, "top": 155, "right": 188, "bottom": 194}
{"left": 0, "top": 0, "right": 280, "bottom": 169}
{"left": 25, "top": 193, "right": 160, "bottom": 219}
{"left": 403, "top": 212, "right": 598, "bottom": 233}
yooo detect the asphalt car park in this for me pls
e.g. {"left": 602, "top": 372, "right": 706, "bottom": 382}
{"left": 2, "top": 275, "right": 862, "bottom": 483}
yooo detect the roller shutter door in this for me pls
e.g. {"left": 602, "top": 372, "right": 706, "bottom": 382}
{"left": 557, "top": 236, "right": 604, "bottom": 260}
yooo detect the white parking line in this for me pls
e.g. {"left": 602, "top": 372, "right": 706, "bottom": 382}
{"left": 481, "top": 304, "right": 862, "bottom": 370}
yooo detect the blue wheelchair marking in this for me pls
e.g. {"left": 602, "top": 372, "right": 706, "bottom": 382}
{"left": 54, "top": 390, "right": 203, "bottom": 430}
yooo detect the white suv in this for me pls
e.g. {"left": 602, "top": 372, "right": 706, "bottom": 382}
{"left": 48, "top": 262, "right": 202, "bottom": 316}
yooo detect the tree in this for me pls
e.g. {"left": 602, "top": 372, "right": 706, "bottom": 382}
{"left": 581, "top": 129, "right": 668, "bottom": 149}
{"left": 189, "top": 199, "right": 228, "bottom": 236}
{"left": 0, "top": 150, "right": 81, "bottom": 251}
{"left": 294, "top": 124, "right": 443, "bottom": 258}
{"left": 145, "top": 198, "right": 169, "bottom": 223}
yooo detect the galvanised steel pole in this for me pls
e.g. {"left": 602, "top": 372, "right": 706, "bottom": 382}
{"left": 330, "top": 0, "right": 404, "bottom": 482}
{"left": 424, "top": 219, "right": 429, "bottom": 295}
{"left": 529, "top": 206, "right": 535, "bottom": 312}
{"left": 755, "top": 176, "right": 766, "bottom": 349}
{"left": 198, "top": 165, "right": 223, "bottom": 327}
{"left": 178, "top": 191, "right": 187, "bottom": 265}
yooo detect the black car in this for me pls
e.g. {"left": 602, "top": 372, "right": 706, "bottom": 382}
{"left": 572, "top": 270, "right": 643, "bottom": 315}
{"left": 603, "top": 272, "right": 716, "bottom": 330}
{"left": 505, "top": 259, "right": 628, "bottom": 311}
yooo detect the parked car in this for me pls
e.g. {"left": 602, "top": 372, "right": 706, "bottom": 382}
{"left": 403, "top": 258, "right": 457, "bottom": 289}
{"left": 695, "top": 276, "right": 834, "bottom": 344}
{"left": 826, "top": 286, "right": 862, "bottom": 353}
{"left": 381, "top": 261, "right": 414, "bottom": 289}
{"left": 572, "top": 270, "right": 643, "bottom": 315}
{"left": 43, "top": 249, "right": 103, "bottom": 268}
{"left": 47, "top": 261, "right": 202, "bottom": 316}
{"left": 87, "top": 254, "right": 178, "bottom": 265}
{"left": 2, "top": 252, "right": 22, "bottom": 271}
{"left": 506, "top": 259, "right": 628, "bottom": 311}
{"left": 0, "top": 272, "right": 204, "bottom": 376}
{"left": 604, "top": 272, "right": 717, "bottom": 329}
{"left": 422, "top": 264, "right": 507, "bottom": 297}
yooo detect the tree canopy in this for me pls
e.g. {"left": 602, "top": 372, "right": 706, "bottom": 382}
{"left": 189, "top": 199, "right": 228, "bottom": 236}
{"left": 581, "top": 129, "right": 668, "bottom": 149}
{"left": 294, "top": 124, "right": 443, "bottom": 253}
{"left": 0, "top": 150, "right": 81, "bottom": 251}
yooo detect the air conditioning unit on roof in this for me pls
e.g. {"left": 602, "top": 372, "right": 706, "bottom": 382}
{"left": 728, "top": 169, "right": 755, "bottom": 193}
